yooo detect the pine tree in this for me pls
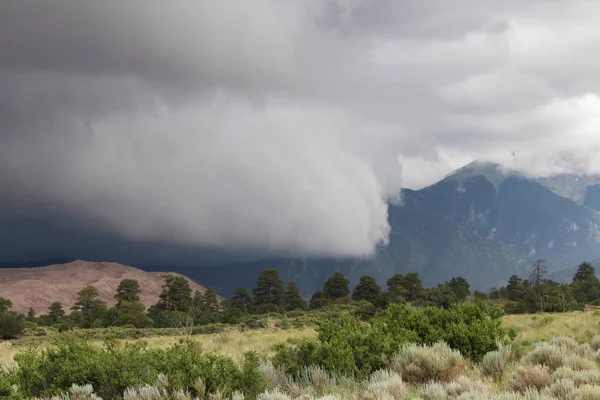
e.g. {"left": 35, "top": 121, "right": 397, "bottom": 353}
{"left": 231, "top": 287, "right": 253, "bottom": 313}
{"left": 114, "top": 279, "right": 141, "bottom": 306}
{"left": 448, "top": 277, "right": 471, "bottom": 301}
{"left": 572, "top": 262, "right": 600, "bottom": 304}
{"left": 72, "top": 285, "right": 107, "bottom": 328}
{"left": 158, "top": 275, "right": 192, "bottom": 312}
{"left": 323, "top": 272, "right": 350, "bottom": 299}
{"left": 352, "top": 275, "right": 383, "bottom": 306}
{"left": 284, "top": 281, "right": 307, "bottom": 310}
{"left": 26, "top": 307, "right": 36, "bottom": 322}
{"left": 47, "top": 301, "right": 65, "bottom": 324}
{"left": 252, "top": 269, "right": 284, "bottom": 308}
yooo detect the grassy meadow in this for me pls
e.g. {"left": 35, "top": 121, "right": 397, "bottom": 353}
{"left": 3, "top": 310, "right": 600, "bottom": 399}
{"left": 0, "top": 311, "right": 598, "bottom": 365}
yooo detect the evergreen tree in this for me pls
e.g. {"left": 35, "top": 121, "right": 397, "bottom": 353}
{"left": 117, "top": 302, "right": 151, "bottom": 328}
{"left": 0, "top": 298, "right": 24, "bottom": 339}
{"left": 428, "top": 284, "right": 457, "bottom": 309}
{"left": 284, "top": 281, "right": 307, "bottom": 310}
{"left": 400, "top": 272, "right": 426, "bottom": 303}
{"left": 506, "top": 275, "right": 523, "bottom": 301}
{"left": 309, "top": 291, "right": 330, "bottom": 309}
{"left": 72, "top": 285, "right": 107, "bottom": 328}
{"left": 203, "top": 288, "right": 221, "bottom": 322}
{"left": 0, "top": 298, "right": 13, "bottom": 314}
{"left": 448, "top": 277, "right": 471, "bottom": 301}
{"left": 323, "top": 272, "right": 350, "bottom": 299}
{"left": 352, "top": 275, "right": 383, "bottom": 306}
{"left": 114, "top": 279, "right": 141, "bottom": 306}
{"left": 252, "top": 269, "right": 284, "bottom": 308}
{"left": 231, "top": 287, "right": 253, "bottom": 313}
{"left": 386, "top": 274, "right": 408, "bottom": 303}
{"left": 47, "top": 301, "right": 65, "bottom": 324}
{"left": 158, "top": 275, "right": 192, "bottom": 312}
{"left": 572, "top": 262, "right": 600, "bottom": 304}
{"left": 26, "top": 307, "right": 36, "bottom": 322}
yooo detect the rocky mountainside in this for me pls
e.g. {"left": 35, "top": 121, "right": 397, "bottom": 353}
{"left": 0, "top": 260, "right": 206, "bottom": 314}
{"left": 197, "top": 161, "right": 600, "bottom": 296}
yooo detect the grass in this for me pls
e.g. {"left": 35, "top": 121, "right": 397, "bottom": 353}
{"left": 0, "top": 310, "right": 598, "bottom": 365}
{"left": 503, "top": 311, "right": 600, "bottom": 344}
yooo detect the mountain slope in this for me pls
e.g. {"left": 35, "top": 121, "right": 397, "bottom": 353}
{"left": 198, "top": 161, "right": 600, "bottom": 296}
{"left": 0, "top": 260, "right": 206, "bottom": 314}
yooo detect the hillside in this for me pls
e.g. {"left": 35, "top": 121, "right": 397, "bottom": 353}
{"left": 198, "top": 161, "right": 600, "bottom": 296}
{"left": 0, "top": 260, "right": 206, "bottom": 314}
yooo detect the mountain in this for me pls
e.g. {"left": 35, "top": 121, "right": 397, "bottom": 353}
{"left": 196, "top": 161, "right": 600, "bottom": 296}
{"left": 0, "top": 260, "right": 206, "bottom": 314}
{"left": 538, "top": 173, "right": 600, "bottom": 210}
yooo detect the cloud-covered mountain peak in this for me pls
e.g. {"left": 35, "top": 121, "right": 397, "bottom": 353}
{"left": 442, "top": 160, "right": 522, "bottom": 190}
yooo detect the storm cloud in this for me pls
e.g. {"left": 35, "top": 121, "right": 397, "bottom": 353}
{"left": 3, "top": 0, "right": 600, "bottom": 258}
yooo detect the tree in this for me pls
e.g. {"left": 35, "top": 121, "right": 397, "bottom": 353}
{"left": 252, "top": 269, "right": 284, "bottom": 309}
{"left": 323, "top": 272, "right": 350, "bottom": 299}
{"left": 26, "top": 307, "right": 36, "bottom": 322}
{"left": 530, "top": 259, "right": 547, "bottom": 286}
{"left": 506, "top": 275, "right": 523, "bottom": 301}
{"left": 309, "top": 291, "right": 330, "bottom": 309}
{"left": 72, "top": 286, "right": 102, "bottom": 311}
{"left": 0, "top": 298, "right": 13, "bottom": 314}
{"left": 47, "top": 301, "right": 65, "bottom": 324}
{"left": 0, "top": 297, "right": 24, "bottom": 339}
{"left": 429, "top": 284, "right": 457, "bottom": 309}
{"left": 158, "top": 275, "right": 192, "bottom": 312}
{"left": 231, "top": 287, "right": 253, "bottom": 313}
{"left": 448, "top": 277, "right": 471, "bottom": 301}
{"left": 386, "top": 274, "right": 408, "bottom": 304}
{"left": 399, "top": 272, "right": 426, "bottom": 304}
{"left": 114, "top": 279, "right": 141, "bottom": 306}
{"left": 352, "top": 275, "right": 384, "bottom": 306}
{"left": 117, "top": 302, "right": 151, "bottom": 328}
{"left": 72, "top": 285, "right": 107, "bottom": 328}
{"left": 284, "top": 281, "right": 307, "bottom": 310}
{"left": 572, "top": 262, "right": 600, "bottom": 304}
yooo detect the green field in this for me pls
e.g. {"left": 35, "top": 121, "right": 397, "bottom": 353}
{"left": 1, "top": 311, "right": 598, "bottom": 365}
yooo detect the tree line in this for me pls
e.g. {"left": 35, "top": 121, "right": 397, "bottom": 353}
{"left": 0, "top": 259, "right": 598, "bottom": 339}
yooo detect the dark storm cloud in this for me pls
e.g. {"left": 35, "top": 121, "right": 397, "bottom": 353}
{"left": 2, "top": 0, "right": 600, "bottom": 258}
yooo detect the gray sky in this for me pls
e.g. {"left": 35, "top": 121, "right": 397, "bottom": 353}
{"left": 2, "top": 0, "right": 600, "bottom": 259}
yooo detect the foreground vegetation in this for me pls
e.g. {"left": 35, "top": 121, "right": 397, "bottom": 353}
{"left": 1, "top": 260, "right": 599, "bottom": 398}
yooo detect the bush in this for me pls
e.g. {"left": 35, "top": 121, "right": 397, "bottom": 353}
{"left": 547, "top": 379, "right": 576, "bottom": 400}
{"left": 523, "top": 343, "right": 568, "bottom": 371}
{"left": 9, "top": 337, "right": 250, "bottom": 399}
{"left": 508, "top": 365, "right": 551, "bottom": 393}
{"left": 481, "top": 343, "right": 517, "bottom": 379}
{"left": 389, "top": 342, "right": 466, "bottom": 384}
{"left": 362, "top": 369, "right": 404, "bottom": 400}
{"left": 0, "top": 313, "right": 25, "bottom": 339}
{"left": 273, "top": 302, "right": 509, "bottom": 379}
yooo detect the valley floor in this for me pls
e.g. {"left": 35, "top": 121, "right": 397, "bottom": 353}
{"left": 1, "top": 311, "right": 599, "bottom": 365}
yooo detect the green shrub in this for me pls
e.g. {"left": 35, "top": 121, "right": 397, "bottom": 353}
{"left": 273, "top": 302, "right": 508, "bottom": 379}
{"left": 0, "top": 313, "right": 25, "bottom": 339}
{"left": 9, "top": 337, "right": 251, "bottom": 399}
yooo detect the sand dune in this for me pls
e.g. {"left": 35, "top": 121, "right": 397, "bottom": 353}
{"left": 0, "top": 260, "right": 206, "bottom": 314}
